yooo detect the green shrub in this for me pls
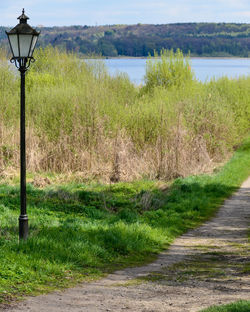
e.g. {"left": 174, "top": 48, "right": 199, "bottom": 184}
{"left": 143, "top": 49, "right": 194, "bottom": 92}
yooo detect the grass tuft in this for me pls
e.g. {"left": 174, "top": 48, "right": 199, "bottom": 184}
{"left": 199, "top": 301, "right": 250, "bottom": 312}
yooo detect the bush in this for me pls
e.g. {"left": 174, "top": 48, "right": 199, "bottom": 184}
{"left": 143, "top": 49, "right": 194, "bottom": 92}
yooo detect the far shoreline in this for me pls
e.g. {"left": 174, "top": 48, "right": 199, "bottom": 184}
{"left": 100, "top": 56, "right": 250, "bottom": 60}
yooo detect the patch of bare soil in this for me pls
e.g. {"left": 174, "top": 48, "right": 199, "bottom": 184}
{"left": 3, "top": 178, "right": 250, "bottom": 312}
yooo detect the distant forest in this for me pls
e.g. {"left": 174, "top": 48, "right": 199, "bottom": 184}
{"left": 1, "top": 23, "right": 249, "bottom": 57}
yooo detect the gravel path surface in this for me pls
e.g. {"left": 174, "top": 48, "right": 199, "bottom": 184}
{"left": 3, "top": 177, "right": 250, "bottom": 312}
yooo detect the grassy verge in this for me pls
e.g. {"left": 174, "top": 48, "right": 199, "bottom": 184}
{"left": 0, "top": 138, "right": 250, "bottom": 304}
{"left": 199, "top": 216, "right": 250, "bottom": 312}
{"left": 199, "top": 301, "right": 250, "bottom": 312}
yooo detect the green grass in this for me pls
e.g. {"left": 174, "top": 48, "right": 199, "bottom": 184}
{"left": 199, "top": 301, "right": 250, "bottom": 312}
{"left": 0, "top": 137, "right": 250, "bottom": 304}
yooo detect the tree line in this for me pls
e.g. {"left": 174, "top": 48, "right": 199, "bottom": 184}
{"left": 0, "top": 23, "right": 249, "bottom": 57}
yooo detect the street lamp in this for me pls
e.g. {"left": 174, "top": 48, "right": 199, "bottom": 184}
{"left": 6, "top": 9, "right": 40, "bottom": 240}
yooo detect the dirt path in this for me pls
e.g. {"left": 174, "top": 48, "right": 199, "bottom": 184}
{"left": 4, "top": 178, "right": 250, "bottom": 312}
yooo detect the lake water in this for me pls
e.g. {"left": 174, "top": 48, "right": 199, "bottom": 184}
{"left": 103, "top": 58, "right": 250, "bottom": 84}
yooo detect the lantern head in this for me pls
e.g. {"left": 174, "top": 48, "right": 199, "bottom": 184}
{"left": 6, "top": 9, "right": 40, "bottom": 69}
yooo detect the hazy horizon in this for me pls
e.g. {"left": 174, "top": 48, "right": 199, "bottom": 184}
{"left": 1, "top": 0, "right": 249, "bottom": 27}
{"left": 3, "top": 22, "right": 250, "bottom": 29}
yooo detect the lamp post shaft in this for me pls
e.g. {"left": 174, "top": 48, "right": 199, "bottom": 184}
{"left": 19, "top": 67, "right": 28, "bottom": 241}
{"left": 6, "top": 9, "right": 40, "bottom": 241}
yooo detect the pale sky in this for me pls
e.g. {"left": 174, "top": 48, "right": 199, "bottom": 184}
{"left": 1, "top": 0, "right": 249, "bottom": 27}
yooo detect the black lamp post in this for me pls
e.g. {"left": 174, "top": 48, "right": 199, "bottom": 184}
{"left": 6, "top": 9, "right": 40, "bottom": 240}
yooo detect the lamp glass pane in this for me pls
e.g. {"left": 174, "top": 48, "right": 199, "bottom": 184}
{"left": 29, "top": 36, "right": 38, "bottom": 57}
{"left": 19, "top": 34, "right": 33, "bottom": 57}
{"left": 8, "top": 34, "right": 19, "bottom": 58}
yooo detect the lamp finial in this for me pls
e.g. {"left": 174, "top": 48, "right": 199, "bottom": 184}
{"left": 18, "top": 8, "right": 29, "bottom": 23}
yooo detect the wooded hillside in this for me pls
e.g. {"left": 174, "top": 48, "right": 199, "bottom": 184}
{"left": 1, "top": 23, "right": 249, "bottom": 57}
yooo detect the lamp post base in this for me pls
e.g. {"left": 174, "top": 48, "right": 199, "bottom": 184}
{"left": 19, "top": 215, "right": 28, "bottom": 240}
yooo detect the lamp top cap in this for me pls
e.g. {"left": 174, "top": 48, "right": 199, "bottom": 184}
{"left": 6, "top": 8, "right": 40, "bottom": 36}
{"left": 17, "top": 9, "right": 29, "bottom": 23}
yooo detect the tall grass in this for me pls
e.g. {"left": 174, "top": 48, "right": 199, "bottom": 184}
{"left": 0, "top": 47, "right": 249, "bottom": 181}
